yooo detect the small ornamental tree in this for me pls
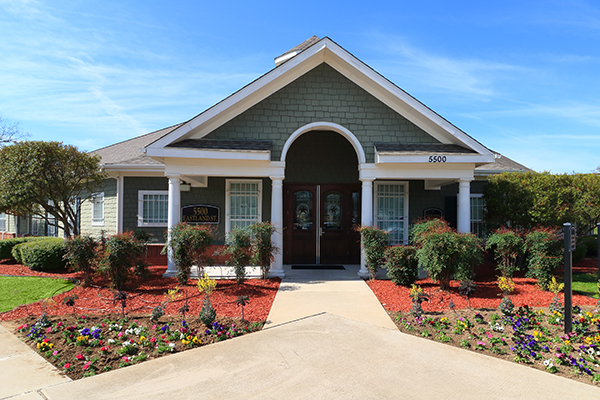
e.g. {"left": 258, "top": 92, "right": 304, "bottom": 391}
{"left": 0, "top": 141, "right": 107, "bottom": 237}
{"left": 223, "top": 227, "right": 252, "bottom": 284}
{"left": 358, "top": 226, "right": 389, "bottom": 280}
{"left": 485, "top": 228, "right": 524, "bottom": 277}
{"left": 248, "top": 222, "right": 278, "bottom": 279}
{"left": 163, "top": 223, "right": 213, "bottom": 285}
{"left": 63, "top": 235, "right": 98, "bottom": 286}
{"left": 524, "top": 227, "right": 562, "bottom": 290}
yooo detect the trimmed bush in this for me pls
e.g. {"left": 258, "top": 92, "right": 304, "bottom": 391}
{"left": 485, "top": 228, "right": 524, "bottom": 277}
{"left": 358, "top": 226, "right": 389, "bottom": 280}
{"left": 248, "top": 222, "right": 278, "bottom": 279}
{"left": 163, "top": 223, "right": 213, "bottom": 285}
{"left": 99, "top": 233, "right": 145, "bottom": 290}
{"left": 0, "top": 237, "right": 47, "bottom": 260}
{"left": 223, "top": 227, "right": 252, "bottom": 284}
{"left": 412, "top": 219, "right": 483, "bottom": 290}
{"left": 578, "top": 235, "right": 598, "bottom": 257}
{"left": 385, "top": 245, "right": 419, "bottom": 286}
{"left": 63, "top": 235, "right": 98, "bottom": 285}
{"left": 524, "top": 227, "right": 562, "bottom": 290}
{"left": 12, "top": 238, "right": 66, "bottom": 271}
{"left": 572, "top": 243, "right": 587, "bottom": 264}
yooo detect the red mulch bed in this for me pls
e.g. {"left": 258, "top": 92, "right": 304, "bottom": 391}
{"left": 368, "top": 258, "right": 600, "bottom": 313}
{"left": 0, "top": 260, "right": 280, "bottom": 322}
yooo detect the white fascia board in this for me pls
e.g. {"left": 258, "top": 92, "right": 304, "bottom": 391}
{"left": 359, "top": 163, "right": 475, "bottom": 181}
{"left": 146, "top": 147, "right": 270, "bottom": 161}
{"left": 322, "top": 44, "right": 493, "bottom": 155}
{"left": 164, "top": 160, "right": 285, "bottom": 178}
{"left": 103, "top": 164, "right": 165, "bottom": 173}
{"left": 147, "top": 47, "right": 327, "bottom": 150}
{"left": 375, "top": 153, "right": 495, "bottom": 164}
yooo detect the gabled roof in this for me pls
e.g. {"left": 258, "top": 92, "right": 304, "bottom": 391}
{"left": 93, "top": 123, "right": 183, "bottom": 167}
{"left": 145, "top": 37, "right": 495, "bottom": 159}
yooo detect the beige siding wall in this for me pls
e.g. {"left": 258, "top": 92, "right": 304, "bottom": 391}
{"left": 80, "top": 178, "right": 117, "bottom": 237}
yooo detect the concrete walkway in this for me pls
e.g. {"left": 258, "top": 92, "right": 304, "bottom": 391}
{"left": 2, "top": 265, "right": 600, "bottom": 399}
{"left": 265, "top": 264, "right": 397, "bottom": 330}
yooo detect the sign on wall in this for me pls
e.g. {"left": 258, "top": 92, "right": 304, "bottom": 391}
{"left": 181, "top": 205, "right": 219, "bottom": 224}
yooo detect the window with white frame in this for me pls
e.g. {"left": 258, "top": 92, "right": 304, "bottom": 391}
{"left": 0, "top": 213, "right": 6, "bottom": 231}
{"left": 374, "top": 181, "right": 409, "bottom": 245}
{"left": 138, "top": 191, "right": 168, "bottom": 226}
{"left": 32, "top": 215, "right": 43, "bottom": 236}
{"left": 470, "top": 194, "right": 486, "bottom": 238}
{"left": 91, "top": 192, "right": 104, "bottom": 226}
{"left": 226, "top": 180, "right": 262, "bottom": 231}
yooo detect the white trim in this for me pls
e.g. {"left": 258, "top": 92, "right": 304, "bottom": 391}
{"left": 375, "top": 153, "right": 495, "bottom": 165}
{"left": 281, "top": 122, "right": 366, "bottom": 164}
{"left": 138, "top": 190, "right": 169, "bottom": 227}
{"left": 146, "top": 147, "right": 270, "bottom": 161}
{"left": 225, "top": 179, "right": 263, "bottom": 234}
{"left": 373, "top": 181, "right": 409, "bottom": 245}
{"left": 359, "top": 162, "right": 475, "bottom": 181}
{"left": 91, "top": 192, "right": 105, "bottom": 227}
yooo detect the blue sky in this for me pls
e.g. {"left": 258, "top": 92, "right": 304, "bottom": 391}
{"left": 1, "top": 0, "right": 599, "bottom": 173}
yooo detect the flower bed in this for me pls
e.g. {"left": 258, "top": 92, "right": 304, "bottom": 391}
{"left": 370, "top": 258, "right": 600, "bottom": 386}
{"left": 389, "top": 306, "right": 600, "bottom": 385}
{"left": 13, "top": 313, "right": 261, "bottom": 379}
{"left": 0, "top": 260, "right": 280, "bottom": 380}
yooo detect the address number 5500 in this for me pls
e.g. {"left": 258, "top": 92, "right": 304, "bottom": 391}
{"left": 428, "top": 156, "right": 447, "bottom": 163}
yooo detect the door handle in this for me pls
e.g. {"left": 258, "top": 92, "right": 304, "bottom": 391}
{"left": 319, "top": 227, "right": 324, "bottom": 236}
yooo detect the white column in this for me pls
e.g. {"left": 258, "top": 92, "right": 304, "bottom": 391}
{"left": 457, "top": 178, "right": 472, "bottom": 233}
{"left": 164, "top": 175, "right": 181, "bottom": 278}
{"left": 358, "top": 178, "right": 374, "bottom": 279}
{"left": 116, "top": 175, "right": 124, "bottom": 234}
{"left": 269, "top": 176, "right": 285, "bottom": 278}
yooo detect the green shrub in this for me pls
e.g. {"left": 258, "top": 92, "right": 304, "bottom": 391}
{"left": 223, "top": 228, "right": 252, "bottom": 284}
{"left": 572, "top": 244, "right": 587, "bottom": 264}
{"left": 0, "top": 237, "right": 46, "bottom": 260}
{"left": 412, "top": 220, "right": 483, "bottom": 290}
{"left": 385, "top": 245, "right": 419, "bottom": 286}
{"left": 99, "top": 233, "right": 145, "bottom": 290}
{"left": 578, "top": 235, "right": 598, "bottom": 257}
{"left": 163, "top": 223, "right": 213, "bottom": 285}
{"left": 358, "top": 226, "right": 389, "bottom": 280}
{"left": 12, "top": 238, "right": 66, "bottom": 271}
{"left": 524, "top": 227, "right": 562, "bottom": 290}
{"left": 248, "top": 222, "right": 278, "bottom": 279}
{"left": 485, "top": 228, "right": 524, "bottom": 277}
{"left": 63, "top": 235, "right": 98, "bottom": 285}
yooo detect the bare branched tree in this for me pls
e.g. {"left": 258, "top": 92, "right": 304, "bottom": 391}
{"left": 0, "top": 115, "right": 28, "bottom": 145}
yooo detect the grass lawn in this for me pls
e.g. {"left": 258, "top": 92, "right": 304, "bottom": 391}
{"left": 572, "top": 273, "right": 600, "bottom": 299}
{"left": 0, "top": 276, "right": 75, "bottom": 313}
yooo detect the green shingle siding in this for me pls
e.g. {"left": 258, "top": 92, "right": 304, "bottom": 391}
{"left": 204, "top": 63, "right": 438, "bottom": 163}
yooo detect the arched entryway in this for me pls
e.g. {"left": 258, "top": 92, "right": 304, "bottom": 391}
{"left": 282, "top": 130, "right": 361, "bottom": 265}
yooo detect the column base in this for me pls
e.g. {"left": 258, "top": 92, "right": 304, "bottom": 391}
{"left": 269, "top": 269, "right": 285, "bottom": 279}
{"left": 357, "top": 269, "right": 370, "bottom": 279}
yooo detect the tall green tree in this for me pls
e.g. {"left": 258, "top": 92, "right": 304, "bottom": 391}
{"left": 484, "top": 171, "right": 600, "bottom": 235}
{"left": 0, "top": 141, "right": 107, "bottom": 237}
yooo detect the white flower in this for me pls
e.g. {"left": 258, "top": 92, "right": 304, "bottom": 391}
{"left": 108, "top": 339, "right": 116, "bottom": 344}
{"left": 169, "top": 343, "right": 175, "bottom": 348}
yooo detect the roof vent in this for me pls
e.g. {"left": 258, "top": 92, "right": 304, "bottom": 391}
{"left": 275, "top": 36, "right": 321, "bottom": 66}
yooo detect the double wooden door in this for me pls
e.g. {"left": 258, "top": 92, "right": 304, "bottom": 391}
{"left": 283, "top": 183, "right": 361, "bottom": 265}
